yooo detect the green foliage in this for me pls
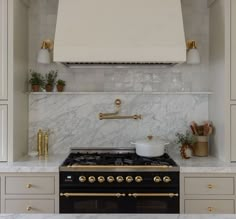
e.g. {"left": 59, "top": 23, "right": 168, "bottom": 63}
{"left": 45, "top": 70, "right": 58, "bottom": 85}
{"left": 56, "top": 79, "right": 66, "bottom": 86}
{"left": 29, "top": 70, "right": 45, "bottom": 86}
{"left": 175, "top": 131, "right": 196, "bottom": 146}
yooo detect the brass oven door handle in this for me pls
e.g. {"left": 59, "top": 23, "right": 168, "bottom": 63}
{"left": 128, "top": 193, "right": 179, "bottom": 198}
{"left": 60, "top": 193, "right": 126, "bottom": 198}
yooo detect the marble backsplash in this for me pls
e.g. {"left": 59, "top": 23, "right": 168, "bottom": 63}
{"left": 29, "top": 94, "right": 208, "bottom": 154}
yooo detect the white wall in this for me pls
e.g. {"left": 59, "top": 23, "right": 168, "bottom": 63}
{"left": 28, "top": 0, "right": 209, "bottom": 92}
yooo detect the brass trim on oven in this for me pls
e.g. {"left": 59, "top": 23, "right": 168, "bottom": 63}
{"left": 128, "top": 193, "right": 179, "bottom": 198}
{"left": 60, "top": 193, "right": 126, "bottom": 198}
{"left": 67, "top": 165, "right": 172, "bottom": 169}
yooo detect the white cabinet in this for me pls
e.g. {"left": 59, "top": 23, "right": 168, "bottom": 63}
{"left": 231, "top": 0, "right": 236, "bottom": 100}
{"left": 181, "top": 173, "right": 236, "bottom": 214}
{"left": 0, "top": 0, "right": 7, "bottom": 100}
{"left": 1, "top": 173, "right": 59, "bottom": 214}
{"left": 0, "top": 105, "right": 7, "bottom": 161}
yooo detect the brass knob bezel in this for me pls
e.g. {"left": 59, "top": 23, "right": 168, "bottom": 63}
{"left": 126, "top": 176, "right": 134, "bottom": 183}
{"left": 98, "top": 176, "right": 105, "bottom": 183}
{"left": 88, "top": 176, "right": 96, "bottom": 183}
{"left": 135, "top": 176, "right": 143, "bottom": 183}
{"left": 163, "top": 176, "right": 171, "bottom": 183}
{"left": 153, "top": 176, "right": 162, "bottom": 183}
{"left": 107, "top": 176, "right": 115, "bottom": 183}
{"left": 79, "top": 176, "right": 86, "bottom": 183}
{"left": 116, "top": 176, "right": 124, "bottom": 183}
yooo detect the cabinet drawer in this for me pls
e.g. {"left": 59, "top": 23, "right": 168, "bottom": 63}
{"left": 185, "top": 200, "right": 235, "bottom": 214}
{"left": 5, "top": 199, "right": 55, "bottom": 213}
{"left": 184, "top": 177, "right": 234, "bottom": 195}
{"left": 6, "top": 176, "right": 55, "bottom": 195}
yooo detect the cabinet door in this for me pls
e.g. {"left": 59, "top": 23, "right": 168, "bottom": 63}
{"left": 231, "top": 0, "right": 236, "bottom": 100}
{"left": 231, "top": 105, "right": 236, "bottom": 160}
{"left": 0, "top": 0, "right": 7, "bottom": 100}
{"left": 0, "top": 105, "right": 7, "bottom": 161}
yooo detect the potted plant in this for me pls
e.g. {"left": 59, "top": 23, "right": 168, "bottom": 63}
{"left": 45, "top": 70, "right": 58, "bottom": 92}
{"left": 56, "top": 79, "right": 66, "bottom": 92}
{"left": 176, "top": 131, "right": 196, "bottom": 159}
{"left": 29, "top": 71, "right": 45, "bottom": 92}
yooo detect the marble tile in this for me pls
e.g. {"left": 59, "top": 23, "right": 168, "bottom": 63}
{"left": 29, "top": 94, "right": 208, "bottom": 154}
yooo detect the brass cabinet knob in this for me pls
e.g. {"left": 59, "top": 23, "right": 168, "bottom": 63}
{"left": 208, "top": 184, "right": 213, "bottom": 189}
{"left": 153, "top": 176, "right": 162, "bottom": 183}
{"left": 88, "top": 176, "right": 96, "bottom": 183}
{"left": 126, "top": 176, "right": 133, "bottom": 183}
{"left": 79, "top": 176, "right": 86, "bottom": 183}
{"left": 135, "top": 176, "right": 143, "bottom": 183}
{"left": 208, "top": 207, "right": 214, "bottom": 212}
{"left": 163, "top": 176, "right": 171, "bottom": 183}
{"left": 107, "top": 176, "right": 115, "bottom": 183}
{"left": 26, "top": 206, "right": 32, "bottom": 211}
{"left": 116, "top": 176, "right": 124, "bottom": 183}
{"left": 98, "top": 176, "right": 105, "bottom": 183}
{"left": 26, "top": 184, "right": 32, "bottom": 189}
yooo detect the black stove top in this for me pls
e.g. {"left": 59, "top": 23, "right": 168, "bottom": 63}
{"left": 61, "top": 152, "right": 177, "bottom": 167}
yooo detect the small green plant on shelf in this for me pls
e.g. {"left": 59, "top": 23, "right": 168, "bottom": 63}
{"left": 175, "top": 131, "right": 196, "bottom": 159}
{"left": 56, "top": 79, "right": 66, "bottom": 92}
{"left": 45, "top": 70, "right": 58, "bottom": 92}
{"left": 29, "top": 70, "right": 45, "bottom": 92}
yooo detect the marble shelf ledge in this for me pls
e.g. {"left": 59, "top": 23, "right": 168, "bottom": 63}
{"left": 29, "top": 91, "right": 213, "bottom": 95}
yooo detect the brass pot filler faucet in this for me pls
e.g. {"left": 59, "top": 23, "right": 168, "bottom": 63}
{"left": 99, "top": 99, "right": 142, "bottom": 120}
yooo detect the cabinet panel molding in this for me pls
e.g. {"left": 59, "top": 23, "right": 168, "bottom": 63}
{"left": 0, "top": 105, "right": 7, "bottom": 161}
{"left": 0, "top": 0, "right": 8, "bottom": 100}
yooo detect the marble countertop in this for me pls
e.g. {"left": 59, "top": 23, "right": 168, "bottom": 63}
{"left": 1, "top": 214, "right": 236, "bottom": 219}
{"left": 0, "top": 154, "right": 66, "bottom": 173}
{"left": 0, "top": 214, "right": 236, "bottom": 219}
{"left": 0, "top": 152, "right": 236, "bottom": 173}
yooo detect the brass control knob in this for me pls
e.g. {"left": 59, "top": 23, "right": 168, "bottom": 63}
{"left": 153, "top": 176, "right": 162, "bottom": 183}
{"left": 107, "top": 176, "right": 115, "bottom": 183}
{"left": 163, "top": 176, "right": 172, "bottom": 183}
{"left": 135, "top": 176, "right": 143, "bottom": 183}
{"left": 126, "top": 176, "right": 133, "bottom": 183}
{"left": 98, "top": 176, "right": 105, "bottom": 183}
{"left": 116, "top": 176, "right": 124, "bottom": 183}
{"left": 26, "top": 184, "right": 32, "bottom": 189}
{"left": 88, "top": 176, "right": 96, "bottom": 183}
{"left": 79, "top": 176, "right": 86, "bottom": 183}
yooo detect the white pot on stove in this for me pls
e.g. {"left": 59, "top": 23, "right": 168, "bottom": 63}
{"left": 131, "top": 136, "right": 169, "bottom": 157}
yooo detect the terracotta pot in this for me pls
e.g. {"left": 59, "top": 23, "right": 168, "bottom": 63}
{"left": 45, "top": 84, "right": 53, "bottom": 92}
{"left": 57, "top": 84, "right": 65, "bottom": 92}
{"left": 32, "top": 85, "right": 40, "bottom": 92}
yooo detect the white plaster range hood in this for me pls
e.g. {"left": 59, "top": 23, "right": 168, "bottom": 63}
{"left": 54, "top": 0, "right": 186, "bottom": 68}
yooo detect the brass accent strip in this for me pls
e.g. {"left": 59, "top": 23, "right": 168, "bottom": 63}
{"left": 60, "top": 193, "right": 126, "bottom": 198}
{"left": 128, "top": 193, "right": 179, "bottom": 198}
{"left": 67, "top": 165, "right": 172, "bottom": 169}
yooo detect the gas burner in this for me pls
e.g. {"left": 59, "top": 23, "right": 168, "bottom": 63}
{"left": 61, "top": 150, "right": 178, "bottom": 169}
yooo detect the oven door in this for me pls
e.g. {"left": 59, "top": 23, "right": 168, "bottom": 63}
{"left": 60, "top": 188, "right": 179, "bottom": 213}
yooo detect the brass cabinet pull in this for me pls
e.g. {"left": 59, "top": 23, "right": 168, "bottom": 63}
{"left": 128, "top": 193, "right": 179, "bottom": 198}
{"left": 208, "top": 207, "right": 214, "bottom": 212}
{"left": 60, "top": 193, "right": 126, "bottom": 198}
{"left": 208, "top": 184, "right": 213, "bottom": 189}
{"left": 26, "top": 206, "right": 32, "bottom": 211}
{"left": 26, "top": 184, "right": 32, "bottom": 189}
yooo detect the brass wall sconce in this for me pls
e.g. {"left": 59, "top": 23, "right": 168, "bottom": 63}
{"left": 186, "top": 40, "right": 200, "bottom": 64}
{"left": 99, "top": 99, "right": 142, "bottom": 120}
{"left": 37, "top": 39, "right": 54, "bottom": 64}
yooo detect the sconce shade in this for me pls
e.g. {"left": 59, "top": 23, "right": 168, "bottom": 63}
{"left": 187, "top": 48, "right": 200, "bottom": 64}
{"left": 186, "top": 40, "right": 200, "bottom": 64}
{"left": 37, "top": 48, "right": 51, "bottom": 64}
